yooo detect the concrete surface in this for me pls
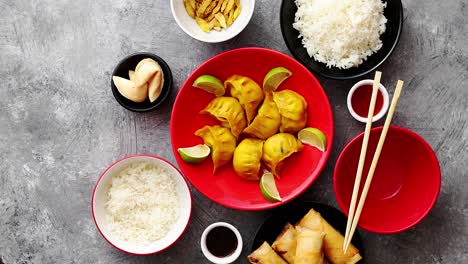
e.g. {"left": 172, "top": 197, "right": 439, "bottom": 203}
{"left": 0, "top": 0, "right": 467, "bottom": 263}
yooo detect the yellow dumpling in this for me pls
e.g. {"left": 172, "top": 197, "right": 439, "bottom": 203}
{"left": 243, "top": 94, "right": 281, "bottom": 139}
{"left": 225, "top": 75, "right": 264, "bottom": 123}
{"left": 262, "top": 133, "right": 304, "bottom": 177}
{"left": 273, "top": 90, "right": 308, "bottom": 133}
{"left": 233, "top": 138, "right": 264, "bottom": 181}
{"left": 200, "top": 97, "right": 247, "bottom": 139}
{"left": 195, "top": 125, "right": 237, "bottom": 173}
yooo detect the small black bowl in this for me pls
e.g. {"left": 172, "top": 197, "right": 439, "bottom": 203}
{"left": 251, "top": 201, "right": 364, "bottom": 263}
{"left": 280, "top": 0, "right": 403, "bottom": 80}
{"left": 111, "top": 52, "right": 173, "bottom": 112}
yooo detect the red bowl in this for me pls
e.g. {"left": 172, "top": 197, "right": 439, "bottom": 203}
{"left": 171, "top": 47, "right": 334, "bottom": 210}
{"left": 334, "top": 126, "right": 441, "bottom": 234}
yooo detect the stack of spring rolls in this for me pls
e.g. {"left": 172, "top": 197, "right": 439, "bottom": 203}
{"left": 248, "top": 208, "right": 362, "bottom": 264}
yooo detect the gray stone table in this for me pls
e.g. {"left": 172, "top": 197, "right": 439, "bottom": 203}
{"left": 1, "top": 0, "right": 467, "bottom": 263}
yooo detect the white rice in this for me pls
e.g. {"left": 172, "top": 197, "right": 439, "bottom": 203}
{"left": 105, "top": 162, "right": 180, "bottom": 246}
{"left": 293, "top": 0, "right": 387, "bottom": 69}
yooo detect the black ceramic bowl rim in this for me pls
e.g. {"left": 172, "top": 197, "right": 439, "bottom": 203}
{"left": 111, "top": 52, "right": 173, "bottom": 112}
{"left": 251, "top": 201, "right": 364, "bottom": 263}
{"left": 280, "top": 0, "right": 404, "bottom": 80}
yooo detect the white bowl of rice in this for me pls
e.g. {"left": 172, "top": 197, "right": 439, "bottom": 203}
{"left": 92, "top": 155, "right": 192, "bottom": 255}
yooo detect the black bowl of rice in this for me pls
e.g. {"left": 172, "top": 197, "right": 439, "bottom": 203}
{"left": 281, "top": 0, "right": 403, "bottom": 80}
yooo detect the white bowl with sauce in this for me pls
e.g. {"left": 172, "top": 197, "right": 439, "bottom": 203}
{"left": 92, "top": 154, "right": 192, "bottom": 255}
{"left": 201, "top": 222, "right": 243, "bottom": 264}
{"left": 347, "top": 79, "right": 390, "bottom": 123}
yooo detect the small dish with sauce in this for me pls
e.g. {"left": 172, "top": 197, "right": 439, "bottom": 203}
{"left": 347, "top": 79, "right": 389, "bottom": 123}
{"left": 201, "top": 222, "right": 243, "bottom": 264}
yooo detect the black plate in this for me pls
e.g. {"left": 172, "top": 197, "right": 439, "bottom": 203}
{"left": 251, "top": 201, "right": 364, "bottom": 263}
{"left": 280, "top": 0, "right": 403, "bottom": 80}
{"left": 111, "top": 52, "right": 173, "bottom": 112}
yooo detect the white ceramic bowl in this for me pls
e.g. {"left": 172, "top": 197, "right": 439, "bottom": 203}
{"left": 170, "top": 0, "right": 255, "bottom": 43}
{"left": 347, "top": 79, "right": 390, "bottom": 123}
{"left": 200, "top": 222, "right": 243, "bottom": 264}
{"left": 92, "top": 154, "right": 192, "bottom": 255}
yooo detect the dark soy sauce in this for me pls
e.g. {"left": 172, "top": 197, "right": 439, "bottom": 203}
{"left": 351, "top": 84, "right": 384, "bottom": 118}
{"left": 206, "top": 226, "right": 238, "bottom": 257}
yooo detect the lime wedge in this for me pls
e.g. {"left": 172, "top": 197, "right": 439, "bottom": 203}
{"left": 193, "top": 75, "right": 225, "bottom": 96}
{"left": 263, "top": 67, "right": 292, "bottom": 92}
{"left": 178, "top": 144, "right": 211, "bottom": 163}
{"left": 297, "top": 128, "right": 327, "bottom": 151}
{"left": 260, "top": 172, "right": 282, "bottom": 202}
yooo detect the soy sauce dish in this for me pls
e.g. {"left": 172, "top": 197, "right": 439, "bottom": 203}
{"left": 201, "top": 222, "right": 243, "bottom": 264}
{"left": 347, "top": 79, "right": 389, "bottom": 123}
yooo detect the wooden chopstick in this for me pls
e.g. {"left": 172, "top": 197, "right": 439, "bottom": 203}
{"left": 343, "top": 71, "right": 382, "bottom": 250}
{"left": 344, "top": 80, "right": 405, "bottom": 252}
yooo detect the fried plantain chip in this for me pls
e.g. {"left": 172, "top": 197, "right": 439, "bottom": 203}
{"left": 208, "top": 17, "right": 216, "bottom": 30}
{"left": 183, "top": 0, "right": 196, "bottom": 18}
{"left": 195, "top": 17, "right": 211, "bottom": 32}
{"left": 189, "top": 0, "right": 197, "bottom": 9}
{"left": 206, "top": 11, "right": 216, "bottom": 22}
{"left": 223, "top": 0, "right": 235, "bottom": 16}
{"left": 220, "top": 0, "right": 229, "bottom": 12}
{"left": 226, "top": 8, "right": 234, "bottom": 26}
{"left": 196, "top": 0, "right": 212, "bottom": 17}
{"left": 204, "top": 0, "right": 218, "bottom": 16}
{"left": 210, "top": 18, "right": 221, "bottom": 28}
{"left": 184, "top": 0, "right": 242, "bottom": 32}
{"left": 215, "top": 13, "right": 227, "bottom": 28}
{"left": 233, "top": 4, "right": 241, "bottom": 21}
{"left": 212, "top": 0, "right": 223, "bottom": 14}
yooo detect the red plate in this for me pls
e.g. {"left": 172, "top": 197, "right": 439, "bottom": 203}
{"left": 170, "top": 47, "right": 334, "bottom": 210}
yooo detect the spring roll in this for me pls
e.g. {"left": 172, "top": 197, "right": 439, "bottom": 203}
{"left": 272, "top": 223, "right": 297, "bottom": 263}
{"left": 297, "top": 209, "right": 362, "bottom": 264}
{"left": 295, "top": 226, "right": 326, "bottom": 264}
{"left": 248, "top": 241, "right": 288, "bottom": 264}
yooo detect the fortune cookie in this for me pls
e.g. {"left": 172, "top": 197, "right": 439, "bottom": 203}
{"left": 128, "top": 70, "right": 135, "bottom": 82}
{"left": 148, "top": 62, "right": 164, "bottom": 102}
{"left": 134, "top": 58, "right": 159, "bottom": 87}
{"left": 112, "top": 76, "right": 148, "bottom": 103}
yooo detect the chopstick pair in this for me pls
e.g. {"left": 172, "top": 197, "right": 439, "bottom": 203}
{"left": 343, "top": 71, "right": 405, "bottom": 252}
